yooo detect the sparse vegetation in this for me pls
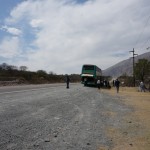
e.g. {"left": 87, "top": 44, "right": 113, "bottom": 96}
{"left": 0, "top": 63, "right": 81, "bottom": 86}
{"left": 134, "top": 59, "right": 150, "bottom": 82}
{"left": 118, "top": 74, "right": 134, "bottom": 87}
{"left": 112, "top": 59, "right": 150, "bottom": 87}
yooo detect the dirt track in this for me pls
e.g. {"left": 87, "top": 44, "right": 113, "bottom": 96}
{"left": 102, "top": 87, "right": 150, "bottom": 150}
{"left": 0, "top": 84, "right": 149, "bottom": 150}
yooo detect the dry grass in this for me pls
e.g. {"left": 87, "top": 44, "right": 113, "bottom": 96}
{"left": 102, "top": 87, "right": 150, "bottom": 150}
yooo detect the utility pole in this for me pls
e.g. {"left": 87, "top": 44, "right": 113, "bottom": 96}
{"left": 129, "top": 48, "right": 138, "bottom": 87}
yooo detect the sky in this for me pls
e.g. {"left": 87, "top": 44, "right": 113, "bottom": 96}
{"left": 0, "top": 0, "right": 150, "bottom": 74}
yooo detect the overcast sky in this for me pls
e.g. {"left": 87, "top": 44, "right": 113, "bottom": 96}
{"left": 0, "top": 0, "right": 150, "bottom": 74}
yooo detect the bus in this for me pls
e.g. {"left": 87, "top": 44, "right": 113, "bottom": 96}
{"left": 81, "top": 64, "right": 102, "bottom": 86}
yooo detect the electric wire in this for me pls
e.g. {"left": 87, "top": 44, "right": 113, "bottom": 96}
{"left": 140, "top": 36, "right": 150, "bottom": 50}
{"left": 134, "top": 15, "right": 150, "bottom": 48}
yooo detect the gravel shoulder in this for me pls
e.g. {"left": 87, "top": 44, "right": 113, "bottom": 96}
{"left": 102, "top": 87, "right": 150, "bottom": 150}
{"left": 1, "top": 84, "right": 149, "bottom": 150}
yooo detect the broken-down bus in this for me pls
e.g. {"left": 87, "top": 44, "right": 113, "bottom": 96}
{"left": 81, "top": 64, "right": 102, "bottom": 86}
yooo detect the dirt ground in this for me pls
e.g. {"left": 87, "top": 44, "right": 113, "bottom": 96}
{"left": 101, "top": 87, "right": 150, "bottom": 150}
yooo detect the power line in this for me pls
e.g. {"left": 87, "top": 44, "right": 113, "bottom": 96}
{"left": 134, "top": 15, "right": 150, "bottom": 48}
{"left": 140, "top": 36, "right": 150, "bottom": 50}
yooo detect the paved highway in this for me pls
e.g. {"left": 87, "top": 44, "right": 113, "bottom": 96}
{"left": 0, "top": 83, "right": 132, "bottom": 150}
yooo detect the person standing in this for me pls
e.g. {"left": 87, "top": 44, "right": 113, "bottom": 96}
{"left": 65, "top": 75, "right": 70, "bottom": 89}
{"left": 140, "top": 81, "right": 145, "bottom": 92}
{"left": 148, "top": 81, "right": 150, "bottom": 92}
{"left": 113, "top": 80, "right": 115, "bottom": 87}
{"left": 84, "top": 78, "right": 87, "bottom": 86}
{"left": 115, "top": 79, "right": 120, "bottom": 93}
{"left": 97, "top": 79, "right": 101, "bottom": 89}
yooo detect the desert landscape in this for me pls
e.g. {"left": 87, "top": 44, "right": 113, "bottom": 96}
{"left": 102, "top": 87, "right": 150, "bottom": 150}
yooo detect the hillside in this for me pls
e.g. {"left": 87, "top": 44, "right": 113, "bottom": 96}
{"left": 103, "top": 52, "right": 150, "bottom": 77}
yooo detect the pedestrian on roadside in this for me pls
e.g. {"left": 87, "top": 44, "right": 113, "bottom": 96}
{"left": 139, "top": 81, "right": 145, "bottom": 92}
{"left": 113, "top": 80, "right": 115, "bottom": 87}
{"left": 65, "top": 75, "right": 70, "bottom": 89}
{"left": 97, "top": 79, "right": 101, "bottom": 90}
{"left": 84, "top": 78, "right": 87, "bottom": 86}
{"left": 115, "top": 79, "right": 120, "bottom": 93}
{"left": 148, "top": 81, "right": 150, "bottom": 92}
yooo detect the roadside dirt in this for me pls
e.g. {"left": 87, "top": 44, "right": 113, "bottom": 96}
{"left": 102, "top": 87, "right": 150, "bottom": 150}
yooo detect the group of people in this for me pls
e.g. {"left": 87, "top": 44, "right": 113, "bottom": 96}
{"left": 65, "top": 75, "right": 148, "bottom": 93}
{"left": 97, "top": 78, "right": 120, "bottom": 93}
{"left": 96, "top": 79, "right": 110, "bottom": 90}
{"left": 113, "top": 79, "right": 147, "bottom": 93}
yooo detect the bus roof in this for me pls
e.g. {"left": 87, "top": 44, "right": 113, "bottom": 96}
{"left": 83, "top": 64, "right": 95, "bottom": 66}
{"left": 82, "top": 64, "right": 100, "bottom": 68}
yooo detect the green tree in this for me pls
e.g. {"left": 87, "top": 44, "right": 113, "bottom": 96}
{"left": 20, "top": 66, "right": 28, "bottom": 71}
{"left": 134, "top": 59, "right": 150, "bottom": 81}
{"left": 36, "top": 70, "right": 47, "bottom": 78}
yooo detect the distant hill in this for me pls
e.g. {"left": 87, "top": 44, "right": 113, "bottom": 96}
{"left": 103, "top": 52, "right": 150, "bottom": 77}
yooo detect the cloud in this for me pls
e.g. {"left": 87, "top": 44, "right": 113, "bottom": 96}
{"left": 1, "top": 25, "right": 22, "bottom": 36}
{"left": 1, "top": 0, "right": 150, "bottom": 74}
{"left": 30, "top": 19, "right": 43, "bottom": 28}
{"left": 0, "top": 36, "right": 21, "bottom": 58}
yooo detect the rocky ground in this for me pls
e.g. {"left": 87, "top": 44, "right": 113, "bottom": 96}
{"left": 0, "top": 84, "right": 149, "bottom": 150}
{"left": 102, "top": 87, "right": 150, "bottom": 150}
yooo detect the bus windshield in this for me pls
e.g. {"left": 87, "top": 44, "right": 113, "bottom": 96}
{"left": 83, "top": 65, "right": 94, "bottom": 70}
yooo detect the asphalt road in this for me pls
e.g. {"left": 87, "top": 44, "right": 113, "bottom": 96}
{"left": 0, "top": 83, "right": 132, "bottom": 150}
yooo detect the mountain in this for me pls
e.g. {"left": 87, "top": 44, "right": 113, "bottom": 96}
{"left": 103, "top": 51, "right": 150, "bottom": 77}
